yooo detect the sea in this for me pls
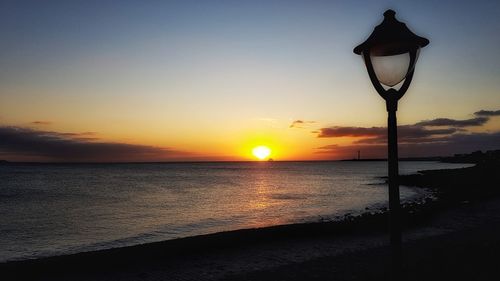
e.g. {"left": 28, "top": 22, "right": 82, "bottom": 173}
{"left": 0, "top": 161, "right": 472, "bottom": 262}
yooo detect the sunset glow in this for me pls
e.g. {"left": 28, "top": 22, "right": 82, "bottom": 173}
{"left": 252, "top": 146, "right": 271, "bottom": 160}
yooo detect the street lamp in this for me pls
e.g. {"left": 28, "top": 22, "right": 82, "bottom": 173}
{"left": 353, "top": 9, "right": 429, "bottom": 278}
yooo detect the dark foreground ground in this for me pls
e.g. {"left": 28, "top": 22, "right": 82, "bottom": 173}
{"left": 2, "top": 162, "right": 500, "bottom": 281}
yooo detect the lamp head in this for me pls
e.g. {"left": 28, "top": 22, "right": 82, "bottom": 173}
{"left": 354, "top": 10, "right": 429, "bottom": 90}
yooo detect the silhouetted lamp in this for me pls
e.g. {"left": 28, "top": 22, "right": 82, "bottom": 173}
{"left": 353, "top": 9, "right": 429, "bottom": 278}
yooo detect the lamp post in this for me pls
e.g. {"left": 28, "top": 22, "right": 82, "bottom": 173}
{"left": 353, "top": 9, "right": 429, "bottom": 278}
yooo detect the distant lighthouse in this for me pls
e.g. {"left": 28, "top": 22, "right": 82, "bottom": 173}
{"left": 357, "top": 150, "right": 361, "bottom": 160}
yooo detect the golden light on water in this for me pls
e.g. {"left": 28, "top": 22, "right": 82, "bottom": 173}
{"left": 252, "top": 146, "right": 271, "bottom": 160}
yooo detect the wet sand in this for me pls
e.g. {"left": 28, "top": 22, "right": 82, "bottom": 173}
{"left": 3, "top": 163, "right": 500, "bottom": 281}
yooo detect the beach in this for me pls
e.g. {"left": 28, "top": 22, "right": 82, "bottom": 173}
{"left": 2, "top": 161, "right": 500, "bottom": 281}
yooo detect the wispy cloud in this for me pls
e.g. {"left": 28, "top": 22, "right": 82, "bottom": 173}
{"left": 474, "top": 110, "right": 500, "bottom": 117}
{"left": 31, "top": 121, "right": 52, "bottom": 125}
{"left": 289, "top": 120, "right": 316, "bottom": 128}
{"left": 0, "top": 126, "right": 186, "bottom": 162}
{"left": 415, "top": 117, "right": 489, "bottom": 127}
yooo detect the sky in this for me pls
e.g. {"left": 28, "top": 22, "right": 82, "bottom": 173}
{"left": 1, "top": 0, "right": 500, "bottom": 162}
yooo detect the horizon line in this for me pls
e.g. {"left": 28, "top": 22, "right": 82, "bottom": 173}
{"left": 0, "top": 157, "right": 450, "bottom": 165}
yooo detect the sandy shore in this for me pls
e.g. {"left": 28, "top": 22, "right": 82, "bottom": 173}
{"left": 2, "top": 163, "right": 500, "bottom": 281}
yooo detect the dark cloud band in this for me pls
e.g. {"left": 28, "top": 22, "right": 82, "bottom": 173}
{"left": 0, "top": 126, "right": 182, "bottom": 162}
{"left": 316, "top": 132, "right": 500, "bottom": 159}
{"left": 317, "top": 125, "right": 456, "bottom": 140}
{"left": 316, "top": 108, "right": 500, "bottom": 159}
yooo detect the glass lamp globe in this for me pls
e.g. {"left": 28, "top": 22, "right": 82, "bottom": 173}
{"left": 369, "top": 49, "right": 419, "bottom": 87}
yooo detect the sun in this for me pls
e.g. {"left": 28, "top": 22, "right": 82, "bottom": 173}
{"left": 252, "top": 146, "right": 271, "bottom": 160}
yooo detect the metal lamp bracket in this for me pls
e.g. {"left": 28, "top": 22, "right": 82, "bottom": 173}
{"left": 362, "top": 49, "right": 418, "bottom": 112}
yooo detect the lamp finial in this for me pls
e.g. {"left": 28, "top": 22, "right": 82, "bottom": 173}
{"left": 384, "top": 9, "right": 396, "bottom": 18}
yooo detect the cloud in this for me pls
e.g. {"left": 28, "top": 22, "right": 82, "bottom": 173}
{"left": 316, "top": 132, "right": 500, "bottom": 159}
{"left": 317, "top": 126, "right": 385, "bottom": 137}
{"left": 474, "top": 110, "right": 500, "bottom": 117}
{"left": 289, "top": 120, "right": 316, "bottom": 128}
{"left": 415, "top": 117, "right": 489, "bottom": 127}
{"left": 0, "top": 126, "right": 185, "bottom": 162}
{"left": 315, "top": 109, "right": 500, "bottom": 159}
{"left": 317, "top": 125, "right": 457, "bottom": 142}
{"left": 32, "top": 121, "right": 52, "bottom": 125}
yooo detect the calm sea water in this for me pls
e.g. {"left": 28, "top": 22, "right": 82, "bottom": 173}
{"left": 0, "top": 161, "right": 471, "bottom": 262}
